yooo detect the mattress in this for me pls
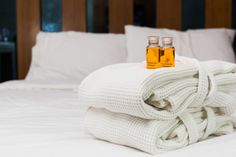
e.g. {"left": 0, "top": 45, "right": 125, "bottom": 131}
{"left": 0, "top": 80, "right": 235, "bottom": 157}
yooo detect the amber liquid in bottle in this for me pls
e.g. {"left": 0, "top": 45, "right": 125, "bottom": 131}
{"left": 146, "top": 36, "right": 161, "bottom": 69}
{"left": 160, "top": 47, "right": 175, "bottom": 67}
{"left": 159, "top": 37, "right": 175, "bottom": 67}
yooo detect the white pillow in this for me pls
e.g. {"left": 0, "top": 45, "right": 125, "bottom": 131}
{"left": 188, "top": 29, "right": 235, "bottom": 62}
{"left": 26, "top": 31, "right": 127, "bottom": 83}
{"left": 125, "top": 25, "right": 235, "bottom": 63}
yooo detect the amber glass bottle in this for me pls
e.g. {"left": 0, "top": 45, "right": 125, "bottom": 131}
{"left": 160, "top": 37, "right": 175, "bottom": 67}
{"left": 146, "top": 36, "right": 161, "bottom": 69}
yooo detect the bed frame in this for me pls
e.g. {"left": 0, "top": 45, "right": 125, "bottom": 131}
{"left": 16, "top": 0, "right": 234, "bottom": 79}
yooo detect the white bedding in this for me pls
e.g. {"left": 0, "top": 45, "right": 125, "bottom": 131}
{"left": 0, "top": 80, "right": 236, "bottom": 157}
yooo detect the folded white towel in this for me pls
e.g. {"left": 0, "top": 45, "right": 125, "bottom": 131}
{"left": 80, "top": 56, "right": 236, "bottom": 154}
{"left": 79, "top": 57, "right": 236, "bottom": 120}
{"left": 85, "top": 107, "right": 236, "bottom": 154}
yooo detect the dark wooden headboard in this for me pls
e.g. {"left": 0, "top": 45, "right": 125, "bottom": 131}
{"left": 16, "top": 0, "right": 234, "bottom": 79}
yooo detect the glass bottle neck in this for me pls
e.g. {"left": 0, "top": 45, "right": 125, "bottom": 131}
{"left": 148, "top": 43, "right": 159, "bottom": 47}
{"left": 162, "top": 43, "right": 172, "bottom": 48}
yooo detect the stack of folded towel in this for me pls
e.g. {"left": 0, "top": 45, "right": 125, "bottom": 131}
{"left": 79, "top": 56, "right": 236, "bottom": 154}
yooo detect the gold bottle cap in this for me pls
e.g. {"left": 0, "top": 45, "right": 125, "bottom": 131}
{"left": 162, "top": 37, "right": 173, "bottom": 46}
{"left": 148, "top": 36, "right": 159, "bottom": 44}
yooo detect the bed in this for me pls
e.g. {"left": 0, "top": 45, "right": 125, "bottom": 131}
{"left": 4, "top": 1, "right": 236, "bottom": 156}
{"left": 2, "top": 27, "right": 236, "bottom": 157}
{"left": 0, "top": 29, "right": 235, "bottom": 156}
{"left": 0, "top": 79, "right": 236, "bottom": 157}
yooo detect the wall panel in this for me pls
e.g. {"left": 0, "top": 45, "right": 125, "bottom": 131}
{"left": 109, "top": 0, "right": 133, "bottom": 33}
{"left": 156, "top": 0, "right": 182, "bottom": 30}
{"left": 16, "top": 0, "right": 40, "bottom": 79}
{"left": 62, "top": 0, "right": 86, "bottom": 31}
{"left": 205, "top": 0, "right": 232, "bottom": 28}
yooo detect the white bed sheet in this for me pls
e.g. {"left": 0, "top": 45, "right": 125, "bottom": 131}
{"left": 0, "top": 80, "right": 235, "bottom": 157}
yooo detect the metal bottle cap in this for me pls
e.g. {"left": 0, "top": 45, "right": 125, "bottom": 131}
{"left": 162, "top": 37, "right": 173, "bottom": 46}
{"left": 148, "top": 36, "right": 159, "bottom": 44}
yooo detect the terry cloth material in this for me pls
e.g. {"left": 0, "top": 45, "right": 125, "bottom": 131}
{"left": 79, "top": 56, "right": 236, "bottom": 154}
{"left": 79, "top": 57, "right": 236, "bottom": 120}
{"left": 85, "top": 107, "right": 236, "bottom": 154}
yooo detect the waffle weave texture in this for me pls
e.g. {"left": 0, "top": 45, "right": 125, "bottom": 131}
{"left": 79, "top": 56, "right": 236, "bottom": 154}
{"left": 85, "top": 107, "right": 236, "bottom": 154}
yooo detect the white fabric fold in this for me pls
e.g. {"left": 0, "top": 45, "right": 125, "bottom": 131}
{"left": 85, "top": 107, "right": 236, "bottom": 154}
{"left": 80, "top": 56, "right": 236, "bottom": 154}
{"left": 79, "top": 57, "right": 236, "bottom": 120}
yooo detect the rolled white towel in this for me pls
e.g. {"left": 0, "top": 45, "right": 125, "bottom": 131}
{"left": 79, "top": 57, "right": 236, "bottom": 120}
